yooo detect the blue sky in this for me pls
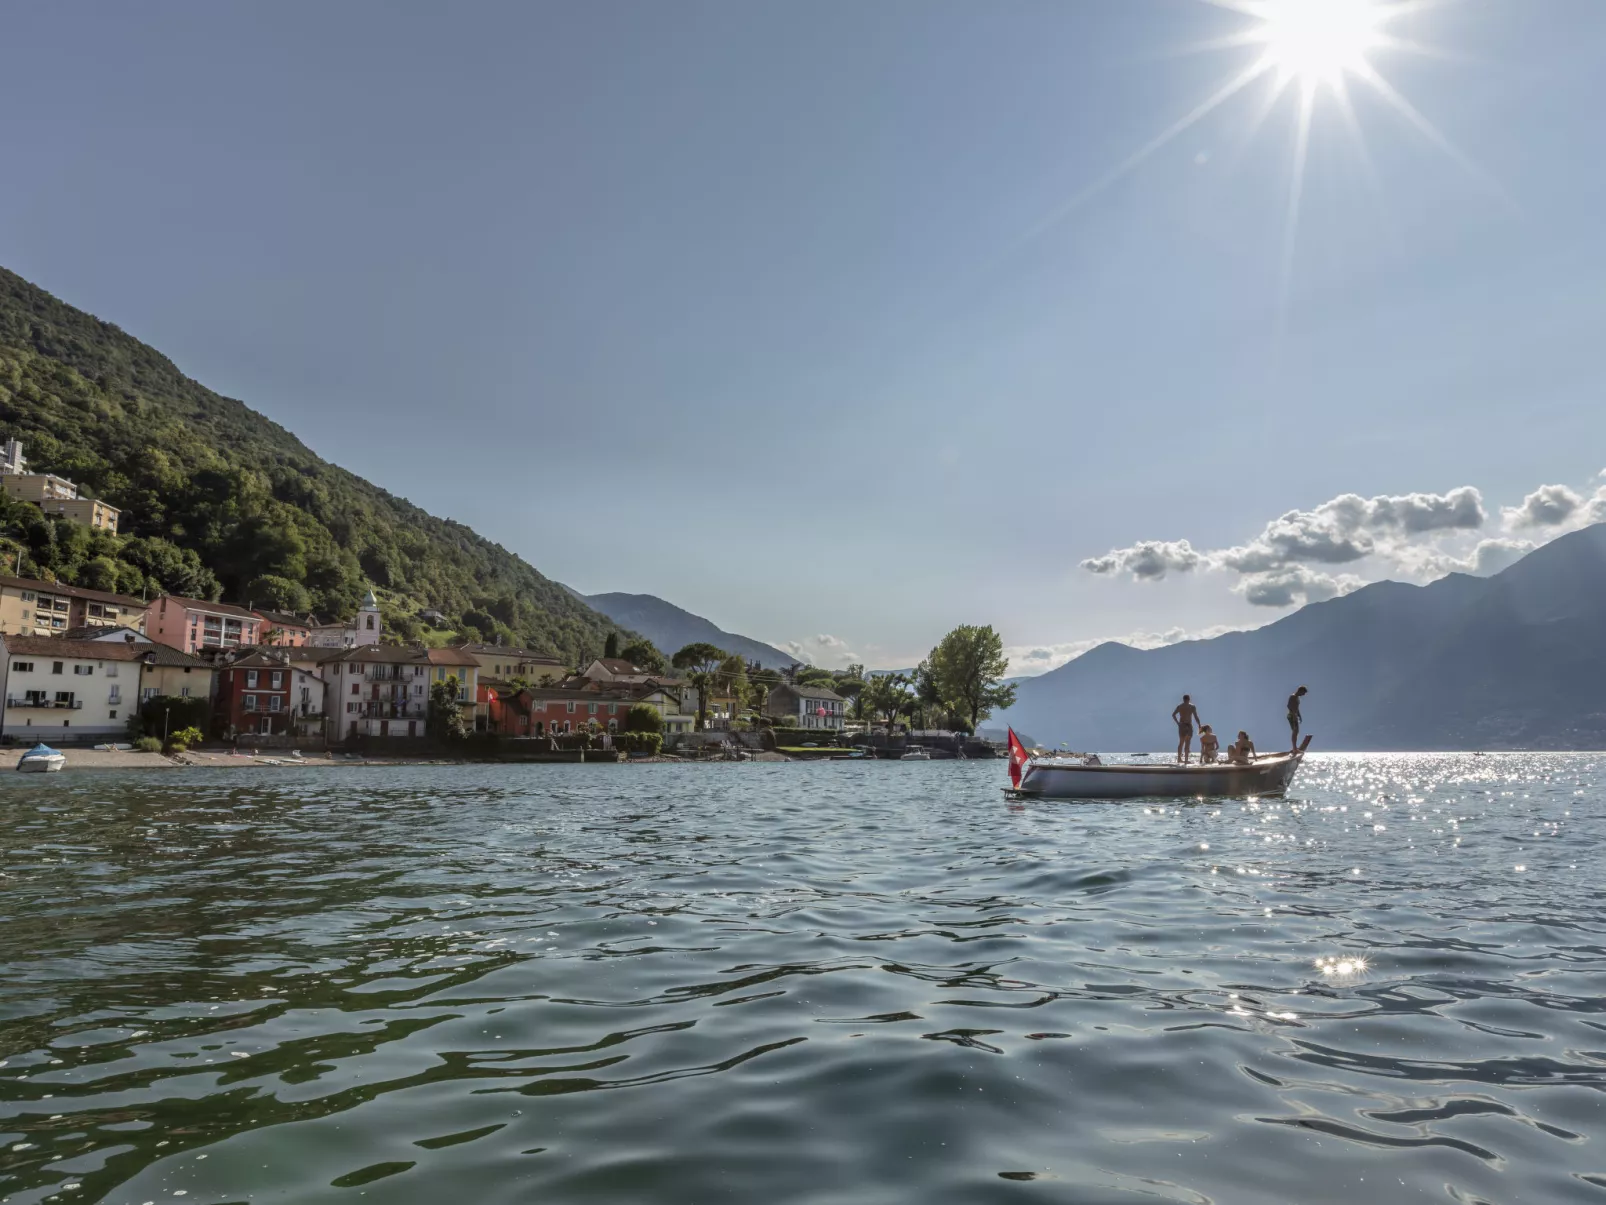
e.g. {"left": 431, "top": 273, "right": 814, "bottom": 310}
{"left": 3, "top": 1, "right": 1604, "bottom": 671}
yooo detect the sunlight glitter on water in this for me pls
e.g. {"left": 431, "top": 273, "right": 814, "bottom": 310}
{"left": 1, "top": 753, "right": 1603, "bottom": 1205}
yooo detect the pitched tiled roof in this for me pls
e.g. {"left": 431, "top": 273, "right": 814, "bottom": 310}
{"left": 318, "top": 644, "right": 479, "bottom": 668}
{"left": 256, "top": 611, "right": 313, "bottom": 629}
{"left": 462, "top": 643, "right": 565, "bottom": 663}
{"left": 2, "top": 634, "right": 150, "bottom": 661}
{"left": 424, "top": 647, "right": 480, "bottom": 667}
{"left": 0, "top": 575, "right": 145, "bottom": 608}
{"left": 59, "top": 625, "right": 150, "bottom": 643}
{"left": 775, "top": 682, "right": 845, "bottom": 702}
{"left": 154, "top": 594, "right": 261, "bottom": 620}
{"left": 140, "top": 645, "right": 212, "bottom": 668}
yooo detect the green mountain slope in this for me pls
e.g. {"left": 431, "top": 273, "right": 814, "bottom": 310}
{"left": 0, "top": 265, "right": 630, "bottom": 661}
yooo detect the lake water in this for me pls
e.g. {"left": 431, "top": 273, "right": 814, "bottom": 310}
{"left": 2, "top": 755, "right": 1604, "bottom": 1204}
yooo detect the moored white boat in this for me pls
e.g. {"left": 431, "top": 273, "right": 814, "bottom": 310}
{"left": 900, "top": 745, "right": 932, "bottom": 760}
{"left": 1011, "top": 737, "right": 1311, "bottom": 800}
{"left": 16, "top": 743, "right": 66, "bottom": 773}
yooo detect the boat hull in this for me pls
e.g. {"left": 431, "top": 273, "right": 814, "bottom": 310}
{"left": 1015, "top": 753, "right": 1305, "bottom": 800}
{"left": 16, "top": 755, "right": 66, "bottom": 773}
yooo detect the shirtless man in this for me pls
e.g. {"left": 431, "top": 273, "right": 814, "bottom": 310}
{"left": 1171, "top": 694, "right": 1202, "bottom": 763}
{"left": 1287, "top": 685, "right": 1308, "bottom": 752}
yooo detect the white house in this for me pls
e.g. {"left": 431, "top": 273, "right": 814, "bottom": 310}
{"left": 764, "top": 682, "right": 847, "bottom": 731}
{"left": 0, "top": 635, "right": 148, "bottom": 743}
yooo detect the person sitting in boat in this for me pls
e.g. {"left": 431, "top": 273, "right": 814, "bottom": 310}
{"left": 1227, "top": 731, "right": 1257, "bottom": 764}
{"left": 1198, "top": 726, "right": 1219, "bottom": 764}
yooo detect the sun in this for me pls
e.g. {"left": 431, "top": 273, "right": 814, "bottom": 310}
{"left": 1243, "top": 0, "right": 1392, "bottom": 90}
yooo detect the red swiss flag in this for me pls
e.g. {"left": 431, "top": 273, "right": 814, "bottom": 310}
{"left": 1007, "top": 728, "right": 1030, "bottom": 789}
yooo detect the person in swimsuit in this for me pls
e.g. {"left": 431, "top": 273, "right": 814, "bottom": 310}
{"left": 1228, "top": 731, "right": 1256, "bottom": 764}
{"left": 1287, "top": 685, "right": 1308, "bottom": 751}
{"left": 1171, "top": 694, "right": 1202, "bottom": 763}
{"left": 1198, "top": 725, "right": 1219, "bottom": 764}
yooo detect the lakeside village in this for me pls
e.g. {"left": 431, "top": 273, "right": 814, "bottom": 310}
{"left": 0, "top": 442, "right": 1014, "bottom": 761}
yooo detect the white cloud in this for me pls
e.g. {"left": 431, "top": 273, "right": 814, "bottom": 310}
{"left": 1080, "top": 539, "right": 1202, "bottom": 580}
{"left": 1215, "top": 487, "right": 1484, "bottom": 575}
{"left": 1502, "top": 484, "right": 1583, "bottom": 529}
{"left": 1233, "top": 566, "right": 1366, "bottom": 608}
{"left": 1391, "top": 536, "right": 1536, "bottom": 580}
{"left": 779, "top": 633, "right": 860, "bottom": 670}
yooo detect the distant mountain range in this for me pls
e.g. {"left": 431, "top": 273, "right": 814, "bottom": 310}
{"left": 998, "top": 523, "right": 1606, "bottom": 751}
{"left": 578, "top": 591, "right": 798, "bottom": 669}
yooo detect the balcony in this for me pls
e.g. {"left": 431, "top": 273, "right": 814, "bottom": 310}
{"left": 6, "top": 697, "right": 83, "bottom": 710}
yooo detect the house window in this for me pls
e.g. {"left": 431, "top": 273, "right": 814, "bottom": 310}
{"left": 269, "top": 696, "right": 282, "bottom": 712}
{"left": 180, "top": 687, "right": 192, "bottom": 698}
{"left": 12, "top": 661, "right": 32, "bottom": 673}
{"left": 52, "top": 661, "right": 63, "bottom": 675}
{"left": 244, "top": 694, "right": 258, "bottom": 711}
{"left": 109, "top": 709, "right": 117, "bottom": 719}
{"left": 141, "top": 687, "right": 158, "bottom": 702}
{"left": 351, "top": 683, "right": 360, "bottom": 695}
{"left": 271, "top": 671, "right": 283, "bottom": 688}
{"left": 21, "top": 591, "right": 34, "bottom": 602}
{"left": 108, "top": 686, "right": 121, "bottom": 703}
{"left": 589, "top": 703, "right": 597, "bottom": 715}
{"left": 246, "top": 670, "right": 258, "bottom": 688}
{"left": 566, "top": 701, "right": 575, "bottom": 713}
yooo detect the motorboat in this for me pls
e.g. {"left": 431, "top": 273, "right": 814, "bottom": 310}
{"left": 1010, "top": 737, "right": 1311, "bottom": 800}
{"left": 16, "top": 743, "right": 66, "bottom": 773}
{"left": 900, "top": 745, "right": 932, "bottom": 761}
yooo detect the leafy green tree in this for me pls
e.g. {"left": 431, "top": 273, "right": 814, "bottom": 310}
{"left": 672, "top": 641, "right": 729, "bottom": 730}
{"left": 867, "top": 672, "right": 910, "bottom": 731}
{"left": 604, "top": 631, "right": 620, "bottom": 659}
{"left": 247, "top": 574, "right": 311, "bottom": 613}
{"left": 623, "top": 703, "right": 664, "bottom": 735}
{"left": 747, "top": 666, "right": 782, "bottom": 718}
{"left": 619, "top": 640, "right": 666, "bottom": 674}
{"left": 429, "top": 676, "right": 470, "bottom": 741}
{"left": 82, "top": 554, "right": 121, "bottom": 593}
{"left": 928, "top": 624, "right": 1015, "bottom": 731}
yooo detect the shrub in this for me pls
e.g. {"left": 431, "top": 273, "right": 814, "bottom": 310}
{"left": 169, "top": 726, "right": 204, "bottom": 749}
{"left": 619, "top": 731, "right": 663, "bottom": 756}
{"left": 623, "top": 704, "right": 663, "bottom": 735}
{"left": 134, "top": 736, "right": 163, "bottom": 753}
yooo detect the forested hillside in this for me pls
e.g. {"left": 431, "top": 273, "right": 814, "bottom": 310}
{"left": 0, "top": 266, "right": 630, "bottom": 661}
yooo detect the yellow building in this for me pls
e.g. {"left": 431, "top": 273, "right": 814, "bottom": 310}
{"left": 2, "top": 454, "right": 121, "bottom": 532}
{"left": 2, "top": 473, "right": 77, "bottom": 503}
{"left": 38, "top": 496, "right": 120, "bottom": 533}
{"left": 137, "top": 645, "right": 215, "bottom": 705}
{"left": 0, "top": 576, "right": 146, "bottom": 637}
{"left": 463, "top": 644, "right": 569, "bottom": 685}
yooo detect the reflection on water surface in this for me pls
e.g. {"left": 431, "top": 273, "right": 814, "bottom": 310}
{"left": 1, "top": 754, "right": 1603, "bottom": 1203}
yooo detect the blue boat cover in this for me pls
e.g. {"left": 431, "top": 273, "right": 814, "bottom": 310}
{"left": 23, "top": 744, "right": 61, "bottom": 757}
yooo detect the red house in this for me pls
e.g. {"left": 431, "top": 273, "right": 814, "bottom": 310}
{"left": 214, "top": 650, "right": 294, "bottom": 737}
{"left": 481, "top": 681, "right": 534, "bottom": 736}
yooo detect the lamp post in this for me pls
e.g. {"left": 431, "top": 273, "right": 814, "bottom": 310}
{"left": 163, "top": 706, "right": 171, "bottom": 746}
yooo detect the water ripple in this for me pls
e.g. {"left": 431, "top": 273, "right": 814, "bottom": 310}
{"left": 1, "top": 753, "right": 1603, "bottom": 1203}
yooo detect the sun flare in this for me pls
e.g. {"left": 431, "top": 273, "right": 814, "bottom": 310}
{"left": 1245, "top": 0, "right": 1391, "bottom": 89}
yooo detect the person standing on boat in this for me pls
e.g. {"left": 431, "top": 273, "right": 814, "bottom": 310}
{"left": 1286, "top": 685, "right": 1308, "bottom": 751}
{"left": 1171, "top": 694, "right": 1202, "bottom": 763}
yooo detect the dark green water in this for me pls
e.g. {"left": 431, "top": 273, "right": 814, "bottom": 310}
{"left": 2, "top": 755, "right": 1603, "bottom": 1204}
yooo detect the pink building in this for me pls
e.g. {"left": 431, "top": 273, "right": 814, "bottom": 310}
{"left": 144, "top": 594, "right": 263, "bottom": 654}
